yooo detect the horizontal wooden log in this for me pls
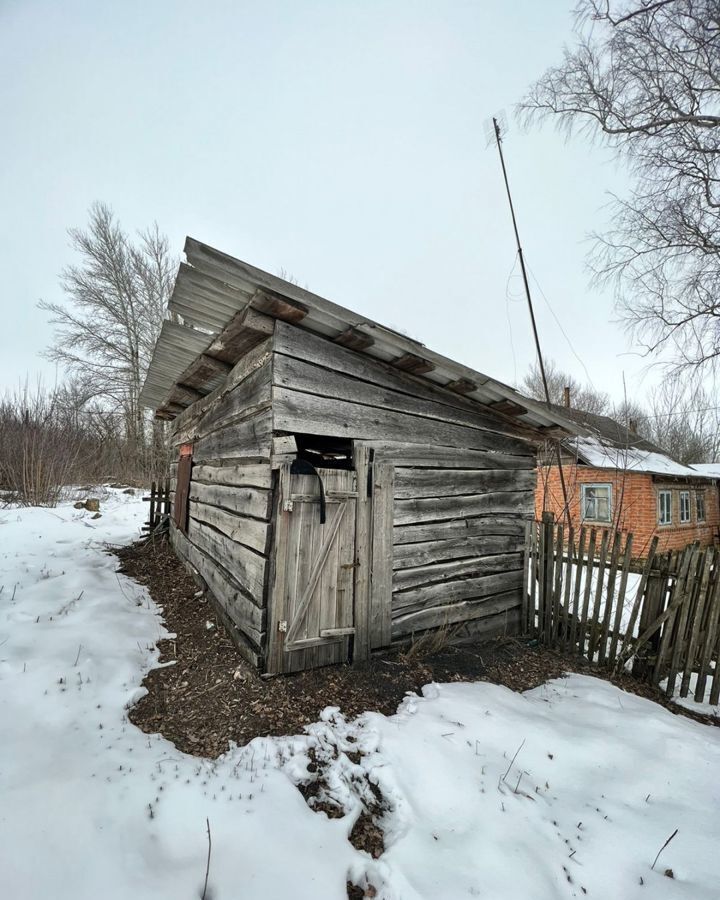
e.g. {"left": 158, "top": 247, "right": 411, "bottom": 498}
{"left": 188, "top": 480, "right": 272, "bottom": 521}
{"left": 359, "top": 440, "right": 534, "bottom": 467}
{"left": 187, "top": 518, "right": 267, "bottom": 601}
{"left": 273, "top": 388, "right": 533, "bottom": 455}
{"left": 252, "top": 288, "right": 308, "bottom": 323}
{"left": 189, "top": 501, "right": 270, "bottom": 555}
{"left": 394, "top": 467, "right": 536, "bottom": 499}
{"left": 191, "top": 463, "right": 272, "bottom": 490}
{"left": 205, "top": 307, "right": 274, "bottom": 365}
{"left": 394, "top": 490, "right": 534, "bottom": 526}
{"left": 392, "top": 568, "right": 523, "bottom": 614}
{"left": 192, "top": 408, "right": 272, "bottom": 463}
{"left": 392, "top": 590, "right": 521, "bottom": 637}
{"left": 393, "top": 552, "right": 524, "bottom": 592}
{"left": 171, "top": 524, "right": 264, "bottom": 653}
{"left": 391, "top": 352, "right": 435, "bottom": 375}
{"left": 393, "top": 534, "right": 524, "bottom": 569}
{"left": 273, "top": 322, "right": 535, "bottom": 443}
{"left": 394, "top": 516, "right": 527, "bottom": 545}
{"left": 273, "top": 353, "right": 532, "bottom": 444}
{"left": 172, "top": 339, "right": 273, "bottom": 443}
{"left": 333, "top": 326, "right": 374, "bottom": 351}
{"left": 174, "top": 359, "right": 271, "bottom": 445}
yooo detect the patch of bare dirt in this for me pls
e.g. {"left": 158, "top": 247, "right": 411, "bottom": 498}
{"left": 115, "top": 536, "right": 717, "bottom": 767}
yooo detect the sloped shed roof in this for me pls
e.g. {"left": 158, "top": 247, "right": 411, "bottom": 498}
{"left": 140, "top": 238, "right": 580, "bottom": 435}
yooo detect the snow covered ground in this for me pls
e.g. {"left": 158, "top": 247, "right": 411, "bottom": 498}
{"left": 2, "top": 490, "right": 719, "bottom": 899}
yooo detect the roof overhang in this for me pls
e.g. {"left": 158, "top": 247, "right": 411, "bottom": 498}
{"left": 140, "top": 238, "right": 582, "bottom": 435}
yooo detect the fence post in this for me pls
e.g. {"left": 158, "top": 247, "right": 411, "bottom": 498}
{"left": 541, "top": 512, "right": 555, "bottom": 644}
{"left": 149, "top": 480, "right": 156, "bottom": 528}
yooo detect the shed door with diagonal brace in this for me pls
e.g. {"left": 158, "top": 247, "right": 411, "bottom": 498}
{"left": 268, "top": 467, "right": 358, "bottom": 674}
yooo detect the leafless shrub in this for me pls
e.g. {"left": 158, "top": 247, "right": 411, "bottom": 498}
{"left": 0, "top": 380, "right": 168, "bottom": 506}
{"left": 401, "top": 618, "right": 461, "bottom": 662}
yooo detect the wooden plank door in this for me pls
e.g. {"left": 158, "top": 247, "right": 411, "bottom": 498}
{"left": 267, "top": 466, "right": 358, "bottom": 674}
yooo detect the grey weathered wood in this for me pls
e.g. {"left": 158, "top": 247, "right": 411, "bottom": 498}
{"left": 522, "top": 521, "right": 532, "bottom": 636}
{"left": 272, "top": 353, "right": 533, "bottom": 445}
{"left": 394, "top": 491, "right": 534, "bottom": 526}
{"left": 370, "top": 460, "right": 394, "bottom": 649}
{"left": 189, "top": 480, "right": 272, "bottom": 521}
{"left": 608, "top": 533, "right": 633, "bottom": 665}
{"left": 551, "top": 525, "right": 564, "bottom": 645}
{"left": 265, "top": 465, "right": 292, "bottom": 675}
{"left": 392, "top": 569, "right": 523, "bottom": 615}
{"left": 393, "top": 533, "right": 524, "bottom": 569}
{"left": 174, "top": 359, "right": 272, "bottom": 445}
{"left": 188, "top": 518, "right": 267, "bottom": 601}
{"left": 393, "top": 467, "right": 536, "bottom": 499}
{"left": 680, "top": 549, "right": 714, "bottom": 698}
{"left": 394, "top": 517, "right": 526, "bottom": 545}
{"left": 694, "top": 562, "right": 720, "bottom": 701}
{"left": 392, "top": 590, "right": 520, "bottom": 636}
{"left": 192, "top": 408, "right": 273, "bottom": 463}
{"left": 171, "top": 524, "right": 264, "bottom": 656}
{"left": 358, "top": 440, "right": 533, "bottom": 468}
{"left": 527, "top": 521, "right": 538, "bottom": 635}
{"left": 597, "top": 532, "right": 621, "bottom": 665}
{"left": 273, "top": 321, "right": 535, "bottom": 434}
{"left": 191, "top": 463, "right": 272, "bottom": 490}
{"left": 393, "top": 551, "right": 524, "bottom": 592}
{"left": 353, "top": 446, "right": 372, "bottom": 660}
{"left": 560, "top": 526, "right": 574, "bottom": 648}
{"left": 665, "top": 547, "right": 701, "bottom": 696}
{"left": 204, "top": 306, "right": 275, "bottom": 365}
{"left": 183, "top": 239, "right": 566, "bottom": 434}
{"left": 172, "top": 339, "right": 273, "bottom": 442}
{"left": 333, "top": 326, "right": 374, "bottom": 352}
{"left": 587, "top": 529, "right": 610, "bottom": 660}
{"left": 617, "top": 536, "right": 659, "bottom": 671}
{"left": 391, "top": 352, "right": 435, "bottom": 375}
{"left": 189, "top": 501, "right": 269, "bottom": 555}
{"left": 568, "top": 527, "right": 587, "bottom": 652}
{"left": 651, "top": 548, "right": 693, "bottom": 686}
{"left": 578, "top": 529, "right": 597, "bottom": 656}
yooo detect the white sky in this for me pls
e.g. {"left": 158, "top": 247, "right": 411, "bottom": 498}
{"left": 0, "top": 0, "right": 655, "bottom": 403}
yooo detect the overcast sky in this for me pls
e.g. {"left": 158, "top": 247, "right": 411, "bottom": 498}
{"left": 1, "top": 0, "right": 652, "bottom": 405}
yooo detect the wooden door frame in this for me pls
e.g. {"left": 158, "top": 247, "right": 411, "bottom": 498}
{"left": 265, "top": 448, "right": 395, "bottom": 674}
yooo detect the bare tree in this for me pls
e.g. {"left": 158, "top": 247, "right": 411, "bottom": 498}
{"left": 521, "top": 359, "right": 610, "bottom": 414}
{"left": 644, "top": 380, "right": 720, "bottom": 463}
{"left": 520, "top": 1, "right": 720, "bottom": 379}
{"left": 39, "top": 202, "right": 175, "bottom": 468}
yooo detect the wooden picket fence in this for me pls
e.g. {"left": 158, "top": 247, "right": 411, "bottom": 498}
{"left": 143, "top": 478, "right": 171, "bottom": 531}
{"left": 523, "top": 514, "right": 720, "bottom": 706}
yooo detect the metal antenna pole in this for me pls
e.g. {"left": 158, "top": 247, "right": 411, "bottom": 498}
{"left": 491, "top": 117, "right": 570, "bottom": 520}
{"left": 492, "top": 117, "right": 551, "bottom": 404}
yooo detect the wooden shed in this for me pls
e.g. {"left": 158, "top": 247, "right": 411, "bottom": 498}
{"left": 140, "top": 239, "right": 573, "bottom": 674}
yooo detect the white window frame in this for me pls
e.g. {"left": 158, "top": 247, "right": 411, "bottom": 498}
{"left": 697, "top": 491, "right": 706, "bottom": 523}
{"left": 581, "top": 483, "right": 612, "bottom": 523}
{"left": 679, "top": 490, "right": 691, "bottom": 524}
{"left": 658, "top": 490, "right": 672, "bottom": 526}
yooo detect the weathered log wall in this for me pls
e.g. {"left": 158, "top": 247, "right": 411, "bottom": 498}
{"left": 168, "top": 338, "right": 275, "bottom": 665}
{"left": 271, "top": 322, "right": 536, "bottom": 646}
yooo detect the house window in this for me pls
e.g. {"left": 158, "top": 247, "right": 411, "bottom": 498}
{"left": 581, "top": 484, "right": 612, "bottom": 523}
{"left": 658, "top": 490, "right": 672, "bottom": 526}
{"left": 679, "top": 490, "right": 691, "bottom": 523}
{"left": 697, "top": 491, "right": 706, "bottom": 523}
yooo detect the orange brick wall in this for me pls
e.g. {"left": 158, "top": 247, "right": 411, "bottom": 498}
{"left": 536, "top": 464, "right": 720, "bottom": 555}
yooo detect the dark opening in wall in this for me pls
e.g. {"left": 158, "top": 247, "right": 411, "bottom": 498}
{"left": 294, "top": 433, "right": 353, "bottom": 470}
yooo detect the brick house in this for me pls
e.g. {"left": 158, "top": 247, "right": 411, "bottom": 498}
{"left": 535, "top": 406, "right": 720, "bottom": 555}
